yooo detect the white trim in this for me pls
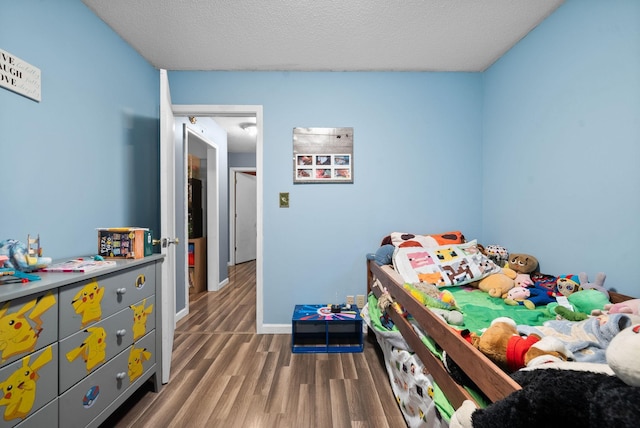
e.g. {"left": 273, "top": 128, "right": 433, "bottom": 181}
{"left": 206, "top": 143, "right": 221, "bottom": 292}
{"left": 172, "top": 104, "right": 265, "bottom": 334}
{"left": 229, "top": 167, "right": 257, "bottom": 266}
{"left": 260, "top": 324, "right": 292, "bottom": 334}
{"left": 175, "top": 307, "right": 189, "bottom": 322}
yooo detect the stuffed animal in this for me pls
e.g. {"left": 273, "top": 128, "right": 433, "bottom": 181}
{"left": 530, "top": 272, "right": 557, "bottom": 291}
{"left": 403, "top": 282, "right": 464, "bottom": 325}
{"left": 470, "top": 317, "right": 571, "bottom": 373}
{"left": 504, "top": 284, "right": 556, "bottom": 309}
{"left": 472, "top": 267, "right": 516, "bottom": 298}
{"left": 553, "top": 305, "right": 589, "bottom": 321}
{"left": 0, "top": 239, "right": 51, "bottom": 272}
{"left": 592, "top": 298, "right": 640, "bottom": 316}
{"left": 606, "top": 323, "right": 640, "bottom": 386}
{"left": 578, "top": 272, "right": 609, "bottom": 300}
{"left": 450, "top": 323, "right": 640, "bottom": 428}
{"left": 555, "top": 274, "right": 581, "bottom": 297}
{"left": 506, "top": 253, "right": 538, "bottom": 287}
{"left": 366, "top": 243, "right": 395, "bottom": 266}
{"left": 547, "top": 289, "right": 610, "bottom": 320}
{"left": 483, "top": 245, "right": 509, "bottom": 267}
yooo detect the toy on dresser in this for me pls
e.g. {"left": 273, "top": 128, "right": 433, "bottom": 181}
{"left": 0, "top": 236, "right": 51, "bottom": 272}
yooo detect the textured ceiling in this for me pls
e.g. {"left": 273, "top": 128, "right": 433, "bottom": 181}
{"left": 82, "top": 0, "right": 564, "bottom": 72}
{"left": 81, "top": 0, "right": 565, "bottom": 152}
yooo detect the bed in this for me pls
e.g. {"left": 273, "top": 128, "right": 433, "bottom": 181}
{"left": 363, "top": 232, "right": 637, "bottom": 427}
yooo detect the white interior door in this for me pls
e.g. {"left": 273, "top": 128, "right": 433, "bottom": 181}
{"left": 235, "top": 172, "right": 257, "bottom": 264}
{"left": 159, "top": 69, "right": 176, "bottom": 383}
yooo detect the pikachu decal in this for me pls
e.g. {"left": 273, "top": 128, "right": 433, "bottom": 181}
{"left": 128, "top": 346, "right": 151, "bottom": 383}
{"left": 71, "top": 280, "right": 104, "bottom": 327}
{"left": 65, "top": 326, "right": 107, "bottom": 372}
{"left": 0, "top": 293, "right": 56, "bottom": 363}
{"left": 130, "top": 299, "right": 153, "bottom": 341}
{"left": 0, "top": 346, "right": 53, "bottom": 421}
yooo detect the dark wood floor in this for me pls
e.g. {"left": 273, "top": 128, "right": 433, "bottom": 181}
{"left": 102, "top": 260, "right": 406, "bottom": 427}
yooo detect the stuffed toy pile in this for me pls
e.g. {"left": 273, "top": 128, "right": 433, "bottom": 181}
{"left": 450, "top": 323, "right": 640, "bottom": 428}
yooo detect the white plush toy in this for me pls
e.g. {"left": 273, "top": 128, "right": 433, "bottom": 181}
{"left": 606, "top": 323, "right": 640, "bottom": 387}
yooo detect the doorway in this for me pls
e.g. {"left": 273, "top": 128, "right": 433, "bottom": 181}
{"left": 172, "top": 105, "right": 264, "bottom": 333}
{"left": 229, "top": 168, "right": 257, "bottom": 265}
{"left": 184, "top": 126, "right": 219, "bottom": 305}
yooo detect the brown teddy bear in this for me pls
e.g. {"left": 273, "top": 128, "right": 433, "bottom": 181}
{"left": 470, "top": 317, "right": 571, "bottom": 373}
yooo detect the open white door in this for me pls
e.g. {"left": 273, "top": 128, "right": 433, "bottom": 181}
{"left": 235, "top": 172, "right": 257, "bottom": 264}
{"left": 159, "top": 69, "right": 177, "bottom": 383}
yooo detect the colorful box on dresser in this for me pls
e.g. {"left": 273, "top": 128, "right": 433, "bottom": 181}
{"left": 97, "top": 228, "right": 153, "bottom": 259}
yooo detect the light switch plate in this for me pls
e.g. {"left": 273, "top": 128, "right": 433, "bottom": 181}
{"left": 279, "top": 192, "right": 289, "bottom": 208}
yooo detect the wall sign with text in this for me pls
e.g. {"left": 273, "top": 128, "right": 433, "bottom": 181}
{"left": 0, "top": 48, "right": 41, "bottom": 102}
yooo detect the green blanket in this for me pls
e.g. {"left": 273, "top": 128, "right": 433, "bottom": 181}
{"left": 449, "top": 286, "right": 555, "bottom": 334}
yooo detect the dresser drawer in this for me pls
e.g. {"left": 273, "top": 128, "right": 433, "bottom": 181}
{"left": 0, "top": 291, "right": 58, "bottom": 369}
{"left": 0, "top": 344, "right": 58, "bottom": 428}
{"left": 58, "top": 264, "right": 155, "bottom": 337}
{"left": 14, "top": 398, "right": 57, "bottom": 428}
{"left": 58, "top": 295, "right": 156, "bottom": 393}
{"left": 59, "top": 332, "right": 156, "bottom": 428}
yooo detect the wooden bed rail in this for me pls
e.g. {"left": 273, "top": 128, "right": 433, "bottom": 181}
{"left": 367, "top": 260, "right": 521, "bottom": 408}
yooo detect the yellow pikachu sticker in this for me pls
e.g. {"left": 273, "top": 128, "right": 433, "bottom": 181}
{"left": 71, "top": 280, "right": 104, "bottom": 326}
{"left": 130, "top": 299, "right": 153, "bottom": 341}
{"left": 0, "top": 293, "right": 56, "bottom": 362}
{"left": 128, "top": 346, "right": 151, "bottom": 382}
{"left": 0, "top": 346, "right": 53, "bottom": 421}
{"left": 66, "top": 326, "right": 107, "bottom": 372}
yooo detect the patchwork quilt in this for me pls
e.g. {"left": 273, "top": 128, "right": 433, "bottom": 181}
{"left": 393, "top": 240, "right": 501, "bottom": 287}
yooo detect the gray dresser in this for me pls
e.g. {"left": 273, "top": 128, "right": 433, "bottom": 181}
{"left": 0, "top": 255, "right": 163, "bottom": 428}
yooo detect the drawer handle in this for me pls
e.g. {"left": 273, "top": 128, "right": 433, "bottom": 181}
{"left": 116, "top": 372, "right": 126, "bottom": 380}
{"left": 116, "top": 329, "right": 127, "bottom": 337}
{"left": 116, "top": 287, "right": 127, "bottom": 295}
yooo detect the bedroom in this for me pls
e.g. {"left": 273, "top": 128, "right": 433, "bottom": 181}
{"left": 1, "top": 0, "right": 639, "bottom": 426}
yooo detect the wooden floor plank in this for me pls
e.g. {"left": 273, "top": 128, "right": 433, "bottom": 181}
{"left": 100, "top": 260, "right": 407, "bottom": 427}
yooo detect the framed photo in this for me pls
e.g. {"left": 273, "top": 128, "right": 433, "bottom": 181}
{"left": 293, "top": 127, "right": 354, "bottom": 184}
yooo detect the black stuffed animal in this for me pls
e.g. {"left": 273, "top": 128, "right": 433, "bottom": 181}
{"left": 466, "top": 369, "right": 640, "bottom": 428}
{"left": 450, "top": 323, "right": 640, "bottom": 428}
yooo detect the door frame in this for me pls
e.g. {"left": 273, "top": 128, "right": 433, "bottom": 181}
{"left": 229, "top": 167, "right": 257, "bottom": 266}
{"left": 173, "top": 104, "right": 264, "bottom": 333}
{"left": 183, "top": 126, "right": 219, "bottom": 304}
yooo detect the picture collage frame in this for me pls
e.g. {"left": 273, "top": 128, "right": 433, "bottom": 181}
{"left": 293, "top": 127, "right": 354, "bottom": 184}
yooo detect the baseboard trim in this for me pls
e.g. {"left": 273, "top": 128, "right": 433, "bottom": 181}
{"left": 175, "top": 307, "right": 189, "bottom": 322}
{"left": 258, "top": 324, "right": 291, "bottom": 334}
{"left": 218, "top": 277, "right": 229, "bottom": 290}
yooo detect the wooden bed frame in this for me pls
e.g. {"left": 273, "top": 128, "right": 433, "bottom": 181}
{"left": 366, "top": 259, "right": 632, "bottom": 409}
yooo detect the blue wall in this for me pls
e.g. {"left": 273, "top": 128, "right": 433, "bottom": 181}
{"left": 169, "top": 72, "right": 484, "bottom": 324}
{"left": 483, "top": 0, "right": 640, "bottom": 296}
{"left": 1, "top": 1, "right": 159, "bottom": 258}
{"left": 3, "top": 1, "right": 639, "bottom": 327}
